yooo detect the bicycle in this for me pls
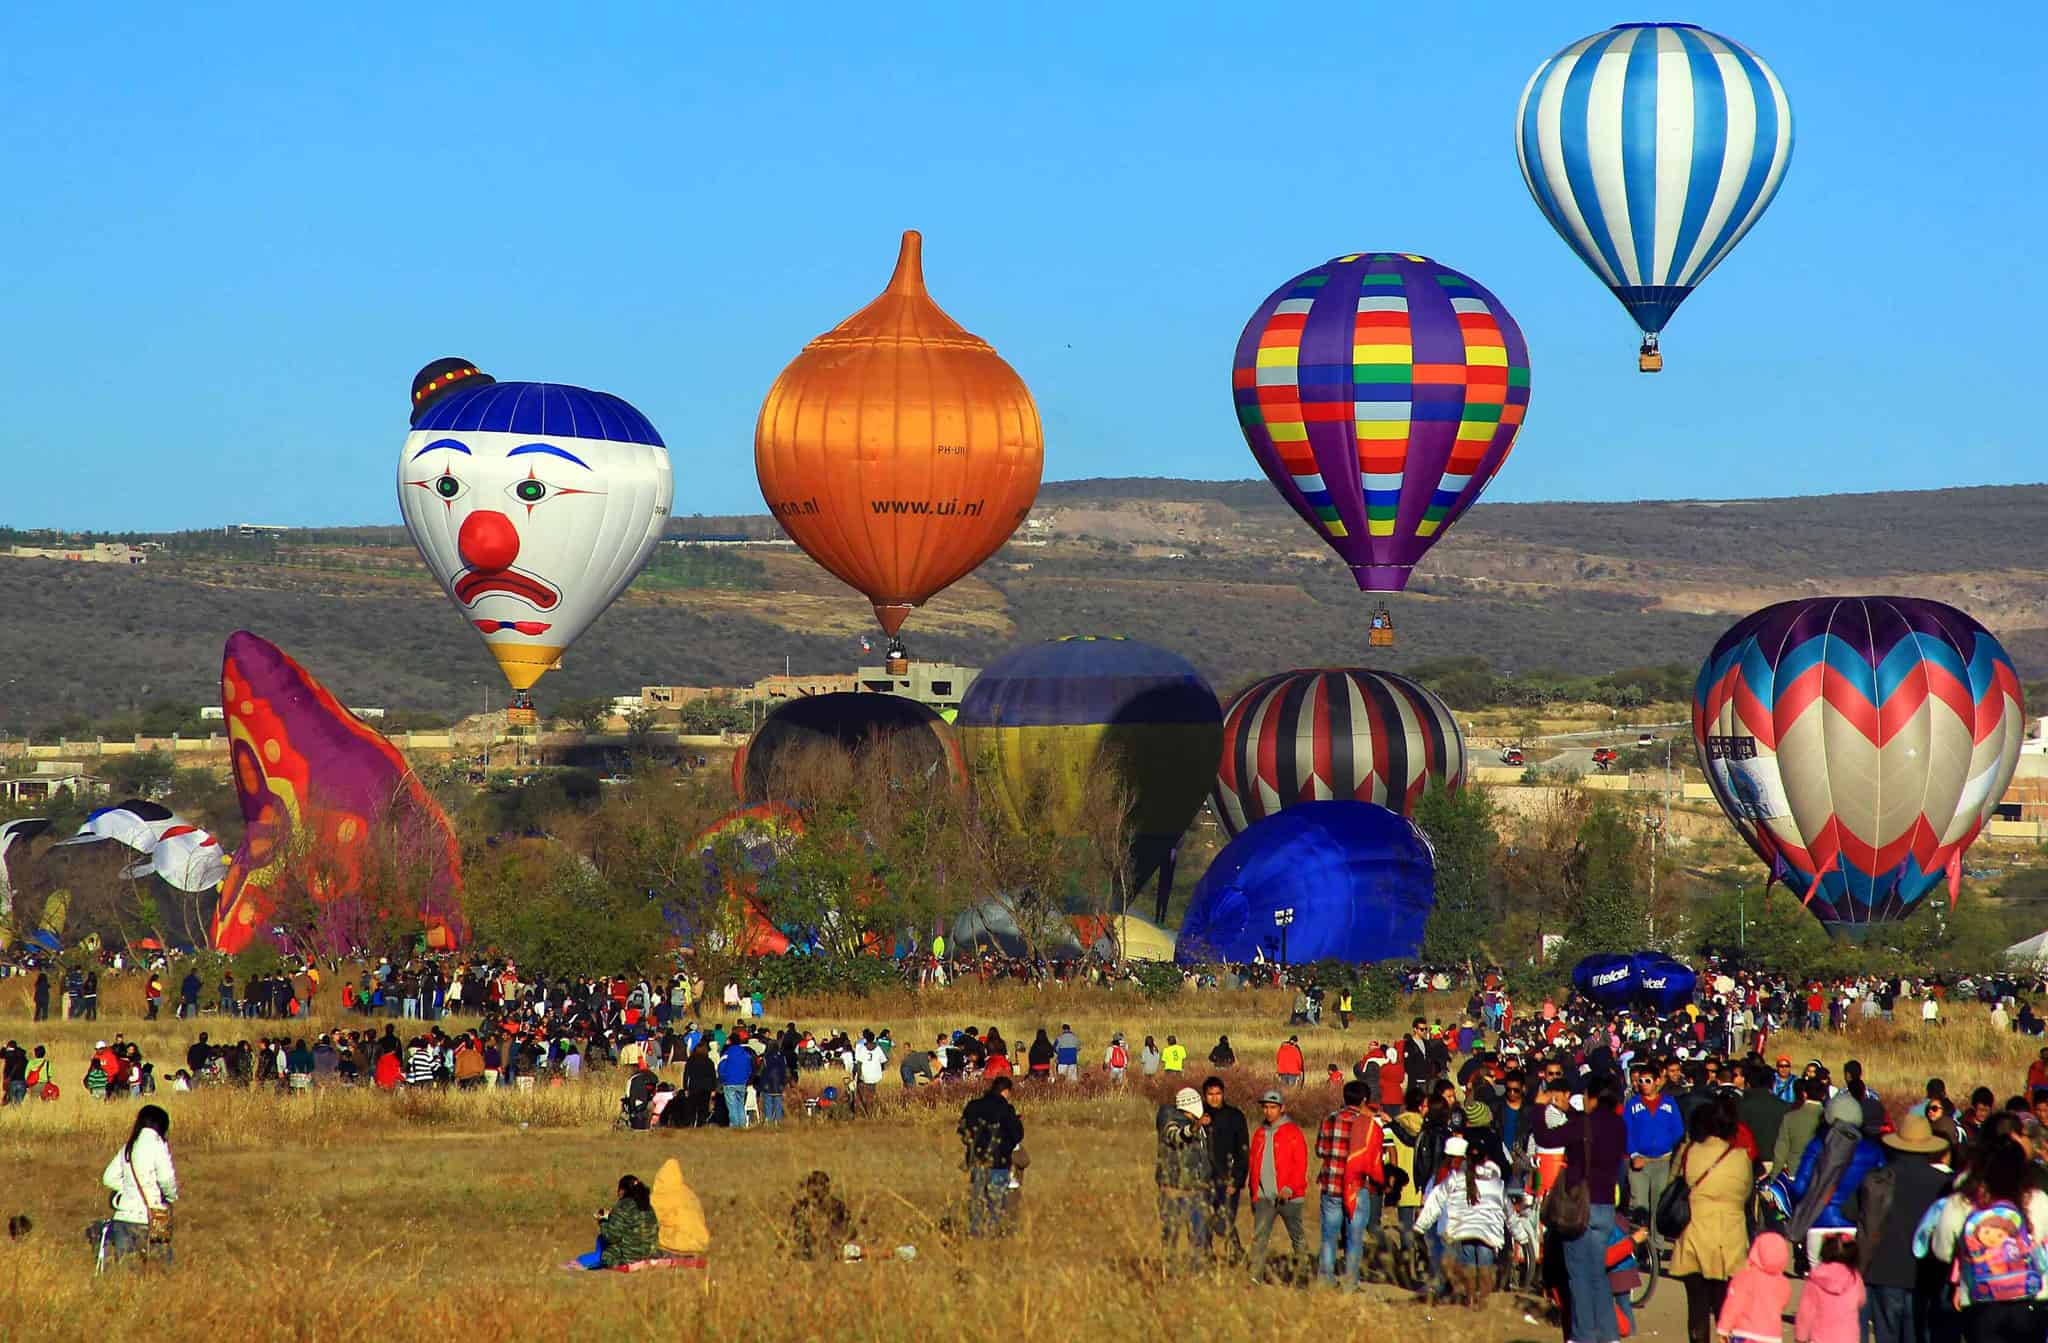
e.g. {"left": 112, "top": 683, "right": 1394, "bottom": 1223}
{"left": 1621, "top": 1204, "right": 1663, "bottom": 1307}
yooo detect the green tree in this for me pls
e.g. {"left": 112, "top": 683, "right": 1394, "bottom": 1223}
{"left": 100, "top": 748, "right": 177, "bottom": 800}
{"left": 553, "top": 696, "right": 612, "bottom": 733}
{"left": 1415, "top": 780, "right": 1499, "bottom": 964}
{"left": 1563, "top": 801, "right": 1648, "bottom": 954}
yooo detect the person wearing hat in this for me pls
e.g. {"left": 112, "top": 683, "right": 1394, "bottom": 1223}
{"left": 1847, "top": 1111, "right": 1952, "bottom": 1343}
{"left": 1156, "top": 1086, "right": 1215, "bottom": 1259}
{"left": 1246, "top": 1090, "right": 1308, "bottom": 1283}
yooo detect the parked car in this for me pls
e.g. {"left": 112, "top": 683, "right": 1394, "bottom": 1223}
{"left": 1591, "top": 747, "right": 1618, "bottom": 771}
{"left": 1500, "top": 746, "right": 1526, "bottom": 766}
{"left": 1635, "top": 733, "right": 1656, "bottom": 747}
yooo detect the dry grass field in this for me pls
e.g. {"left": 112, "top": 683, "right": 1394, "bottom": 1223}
{"left": 0, "top": 977, "right": 2037, "bottom": 1342}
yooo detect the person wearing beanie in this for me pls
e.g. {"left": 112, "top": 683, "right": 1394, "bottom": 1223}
{"left": 1156, "top": 1086, "right": 1214, "bottom": 1260}
{"left": 1714, "top": 1231, "right": 1794, "bottom": 1343}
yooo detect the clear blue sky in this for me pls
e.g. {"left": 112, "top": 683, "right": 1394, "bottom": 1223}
{"left": 4, "top": 3, "right": 2037, "bottom": 531}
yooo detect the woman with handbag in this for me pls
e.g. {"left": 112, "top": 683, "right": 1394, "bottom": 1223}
{"left": 1667, "top": 1095, "right": 1754, "bottom": 1343}
{"left": 99, "top": 1103, "right": 178, "bottom": 1268}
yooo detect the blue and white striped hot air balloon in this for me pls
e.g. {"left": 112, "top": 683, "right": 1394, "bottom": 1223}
{"left": 1516, "top": 23, "right": 1793, "bottom": 371}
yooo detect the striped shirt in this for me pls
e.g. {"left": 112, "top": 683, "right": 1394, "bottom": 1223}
{"left": 404, "top": 1047, "right": 438, "bottom": 1085}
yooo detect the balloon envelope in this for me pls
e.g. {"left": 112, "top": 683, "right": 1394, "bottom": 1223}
{"left": 1233, "top": 252, "right": 1529, "bottom": 592}
{"left": 1176, "top": 801, "right": 1435, "bottom": 965}
{"left": 956, "top": 637, "right": 1223, "bottom": 916}
{"left": 1213, "top": 668, "right": 1465, "bottom": 838}
{"left": 755, "top": 231, "right": 1042, "bottom": 637}
{"left": 211, "top": 632, "right": 463, "bottom": 954}
{"left": 684, "top": 802, "right": 798, "bottom": 955}
{"left": 735, "top": 692, "right": 964, "bottom": 802}
{"left": 398, "top": 361, "right": 673, "bottom": 694}
{"left": 1516, "top": 23, "right": 1793, "bottom": 341}
{"left": 1693, "top": 597, "right": 2024, "bottom": 934}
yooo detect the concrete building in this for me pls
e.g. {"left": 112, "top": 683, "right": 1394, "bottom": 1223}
{"left": 750, "top": 673, "right": 858, "bottom": 702}
{"left": 855, "top": 661, "right": 978, "bottom": 714}
{"left": 1, "top": 773, "right": 105, "bottom": 804}
{"left": 4, "top": 542, "right": 148, "bottom": 565}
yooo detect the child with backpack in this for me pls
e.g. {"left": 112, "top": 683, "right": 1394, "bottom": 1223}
{"left": 1926, "top": 1140, "right": 2048, "bottom": 1340}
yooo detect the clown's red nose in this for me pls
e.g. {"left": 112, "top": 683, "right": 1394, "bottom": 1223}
{"left": 458, "top": 510, "right": 520, "bottom": 572}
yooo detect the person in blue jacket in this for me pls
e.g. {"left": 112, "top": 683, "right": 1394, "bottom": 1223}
{"left": 1785, "top": 1086, "right": 1885, "bottom": 1265}
{"left": 717, "top": 1041, "right": 755, "bottom": 1130}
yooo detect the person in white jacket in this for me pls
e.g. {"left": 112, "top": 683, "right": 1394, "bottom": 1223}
{"left": 1418, "top": 1136, "right": 1507, "bottom": 1307}
{"left": 99, "top": 1104, "right": 178, "bottom": 1267}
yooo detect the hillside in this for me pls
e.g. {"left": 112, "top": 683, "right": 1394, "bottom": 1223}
{"left": 3, "top": 482, "right": 2042, "bottom": 728}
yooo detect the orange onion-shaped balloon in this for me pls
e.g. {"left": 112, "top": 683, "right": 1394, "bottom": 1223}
{"left": 755, "top": 230, "right": 1044, "bottom": 637}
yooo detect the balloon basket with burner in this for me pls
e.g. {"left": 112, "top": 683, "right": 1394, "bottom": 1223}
{"left": 1367, "top": 603, "right": 1395, "bottom": 649}
{"left": 505, "top": 690, "right": 537, "bottom": 729}
{"left": 1638, "top": 335, "right": 1663, "bottom": 374}
{"left": 883, "top": 639, "right": 910, "bottom": 677}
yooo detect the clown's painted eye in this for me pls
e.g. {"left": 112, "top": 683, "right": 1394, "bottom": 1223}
{"left": 435, "top": 474, "right": 465, "bottom": 500}
{"left": 513, "top": 479, "right": 547, "bottom": 504}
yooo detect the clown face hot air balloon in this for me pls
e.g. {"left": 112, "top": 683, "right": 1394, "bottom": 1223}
{"left": 1233, "top": 253, "right": 1530, "bottom": 595}
{"left": 756, "top": 231, "right": 1042, "bottom": 667}
{"left": 399, "top": 359, "right": 673, "bottom": 717}
{"left": 1517, "top": 23, "right": 1793, "bottom": 371}
{"left": 1213, "top": 668, "right": 1465, "bottom": 838}
{"left": 1693, "top": 597, "right": 2024, "bottom": 937}
{"left": 955, "top": 637, "right": 1222, "bottom": 922}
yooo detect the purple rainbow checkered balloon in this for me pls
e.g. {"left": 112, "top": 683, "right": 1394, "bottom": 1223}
{"left": 1232, "top": 253, "right": 1530, "bottom": 592}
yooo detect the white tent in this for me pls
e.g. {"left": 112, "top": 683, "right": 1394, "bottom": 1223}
{"left": 2006, "top": 930, "right": 2048, "bottom": 965}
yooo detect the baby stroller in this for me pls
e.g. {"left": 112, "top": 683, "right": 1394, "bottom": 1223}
{"left": 617, "top": 1070, "right": 657, "bottom": 1131}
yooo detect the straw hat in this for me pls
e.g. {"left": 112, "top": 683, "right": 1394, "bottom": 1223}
{"left": 1882, "top": 1112, "right": 1948, "bottom": 1155}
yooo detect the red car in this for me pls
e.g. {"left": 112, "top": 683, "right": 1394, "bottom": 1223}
{"left": 1591, "top": 747, "right": 1618, "bottom": 771}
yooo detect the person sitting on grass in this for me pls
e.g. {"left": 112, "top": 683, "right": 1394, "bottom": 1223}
{"left": 789, "top": 1170, "right": 857, "bottom": 1260}
{"left": 574, "top": 1175, "right": 659, "bottom": 1270}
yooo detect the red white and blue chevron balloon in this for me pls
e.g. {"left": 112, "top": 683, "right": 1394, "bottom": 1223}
{"left": 1693, "top": 597, "right": 2024, "bottom": 935}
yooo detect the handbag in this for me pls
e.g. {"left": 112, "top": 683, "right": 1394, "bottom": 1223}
{"left": 124, "top": 1150, "right": 173, "bottom": 1248}
{"left": 1656, "top": 1141, "right": 1733, "bottom": 1241}
{"left": 1542, "top": 1114, "right": 1593, "bottom": 1238}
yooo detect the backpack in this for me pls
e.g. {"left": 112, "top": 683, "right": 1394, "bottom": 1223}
{"left": 1959, "top": 1202, "right": 2044, "bottom": 1304}
{"left": 1109, "top": 1044, "right": 1127, "bottom": 1070}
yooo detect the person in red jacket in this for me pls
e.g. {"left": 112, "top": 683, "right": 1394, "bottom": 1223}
{"left": 1378, "top": 1049, "right": 1407, "bottom": 1114}
{"left": 1247, "top": 1091, "right": 1309, "bottom": 1282}
{"left": 1277, "top": 1036, "right": 1305, "bottom": 1088}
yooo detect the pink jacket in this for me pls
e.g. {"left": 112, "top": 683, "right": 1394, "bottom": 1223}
{"left": 1716, "top": 1233, "right": 1793, "bottom": 1341}
{"left": 1795, "top": 1262, "right": 1866, "bottom": 1343}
